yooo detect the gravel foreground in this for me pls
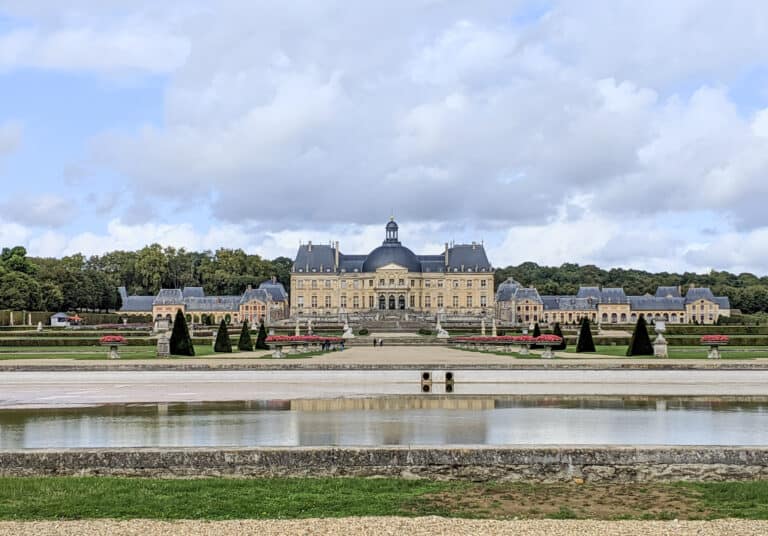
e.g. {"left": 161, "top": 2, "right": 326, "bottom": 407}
{"left": 1, "top": 518, "right": 767, "bottom": 535}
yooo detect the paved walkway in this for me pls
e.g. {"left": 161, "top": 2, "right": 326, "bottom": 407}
{"left": 0, "top": 518, "right": 766, "bottom": 536}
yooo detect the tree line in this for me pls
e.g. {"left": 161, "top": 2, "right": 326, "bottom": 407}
{"left": 494, "top": 262, "right": 768, "bottom": 315}
{"left": 0, "top": 245, "right": 293, "bottom": 313}
{"left": 2, "top": 245, "right": 767, "bottom": 315}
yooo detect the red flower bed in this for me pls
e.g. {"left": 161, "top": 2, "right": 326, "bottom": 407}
{"left": 535, "top": 334, "right": 563, "bottom": 344}
{"left": 99, "top": 335, "right": 127, "bottom": 344}
{"left": 266, "top": 335, "right": 343, "bottom": 343}
{"left": 701, "top": 335, "right": 729, "bottom": 344}
{"left": 450, "top": 335, "right": 536, "bottom": 343}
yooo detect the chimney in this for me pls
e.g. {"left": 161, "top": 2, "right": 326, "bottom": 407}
{"left": 444, "top": 243, "right": 449, "bottom": 267}
{"left": 272, "top": 276, "right": 277, "bottom": 284}
{"left": 246, "top": 284, "right": 252, "bottom": 291}
{"left": 334, "top": 241, "right": 340, "bottom": 270}
{"left": 307, "top": 240, "right": 312, "bottom": 252}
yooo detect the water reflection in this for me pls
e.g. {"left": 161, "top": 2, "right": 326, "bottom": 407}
{"left": 1, "top": 397, "right": 767, "bottom": 449}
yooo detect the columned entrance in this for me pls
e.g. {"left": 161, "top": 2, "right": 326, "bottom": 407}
{"left": 388, "top": 295, "right": 395, "bottom": 309}
{"left": 398, "top": 295, "right": 405, "bottom": 309}
{"left": 379, "top": 295, "right": 386, "bottom": 310}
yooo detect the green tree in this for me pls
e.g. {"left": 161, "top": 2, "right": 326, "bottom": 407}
{"left": 531, "top": 322, "right": 541, "bottom": 348}
{"left": 626, "top": 316, "right": 654, "bottom": 356}
{"left": 39, "top": 281, "right": 64, "bottom": 312}
{"left": 214, "top": 319, "right": 233, "bottom": 353}
{"left": 169, "top": 309, "right": 195, "bottom": 356}
{"left": 0, "top": 272, "right": 41, "bottom": 310}
{"left": 576, "top": 317, "right": 595, "bottom": 353}
{"left": 238, "top": 320, "right": 254, "bottom": 351}
{"left": 255, "top": 321, "right": 269, "bottom": 350}
{"left": 552, "top": 322, "right": 566, "bottom": 351}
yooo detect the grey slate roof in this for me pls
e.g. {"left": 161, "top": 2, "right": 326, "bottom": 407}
{"left": 182, "top": 287, "right": 205, "bottom": 298}
{"left": 293, "top": 221, "right": 492, "bottom": 274}
{"left": 240, "top": 288, "right": 270, "bottom": 305}
{"left": 258, "top": 280, "right": 288, "bottom": 301}
{"left": 185, "top": 296, "right": 241, "bottom": 312}
{"left": 576, "top": 287, "right": 601, "bottom": 300}
{"left": 495, "top": 278, "right": 521, "bottom": 302}
{"left": 713, "top": 296, "right": 731, "bottom": 309}
{"left": 293, "top": 244, "right": 336, "bottom": 273}
{"left": 541, "top": 296, "right": 598, "bottom": 311}
{"left": 600, "top": 287, "right": 628, "bottom": 303}
{"left": 655, "top": 286, "right": 681, "bottom": 298}
{"left": 628, "top": 296, "right": 685, "bottom": 311}
{"left": 685, "top": 287, "right": 716, "bottom": 303}
{"left": 514, "top": 287, "right": 543, "bottom": 303}
{"left": 120, "top": 295, "right": 155, "bottom": 312}
{"left": 153, "top": 289, "right": 184, "bottom": 305}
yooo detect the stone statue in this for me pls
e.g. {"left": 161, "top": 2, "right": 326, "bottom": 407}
{"left": 156, "top": 333, "right": 170, "bottom": 358}
{"left": 653, "top": 321, "right": 668, "bottom": 358}
{"left": 307, "top": 319, "right": 313, "bottom": 335}
{"left": 295, "top": 317, "right": 300, "bottom": 336}
{"left": 342, "top": 319, "right": 355, "bottom": 339}
{"left": 491, "top": 318, "right": 497, "bottom": 337}
{"left": 435, "top": 317, "right": 449, "bottom": 339}
{"left": 36, "top": 321, "right": 43, "bottom": 333}
{"left": 481, "top": 319, "right": 486, "bottom": 336}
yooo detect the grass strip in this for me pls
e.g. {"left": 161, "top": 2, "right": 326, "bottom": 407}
{"left": 2, "top": 478, "right": 768, "bottom": 521}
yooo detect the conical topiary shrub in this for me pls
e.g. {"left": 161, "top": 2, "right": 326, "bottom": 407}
{"left": 214, "top": 319, "right": 232, "bottom": 353}
{"left": 255, "top": 321, "right": 269, "bottom": 350}
{"left": 626, "top": 316, "right": 654, "bottom": 356}
{"left": 531, "top": 322, "right": 541, "bottom": 348}
{"left": 576, "top": 317, "right": 595, "bottom": 353}
{"left": 553, "top": 322, "right": 567, "bottom": 351}
{"left": 238, "top": 320, "right": 254, "bottom": 351}
{"left": 169, "top": 309, "right": 195, "bottom": 356}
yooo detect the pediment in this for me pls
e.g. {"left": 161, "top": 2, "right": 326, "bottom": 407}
{"left": 376, "top": 263, "right": 408, "bottom": 272}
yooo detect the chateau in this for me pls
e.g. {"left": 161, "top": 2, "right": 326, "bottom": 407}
{"left": 290, "top": 219, "right": 494, "bottom": 316}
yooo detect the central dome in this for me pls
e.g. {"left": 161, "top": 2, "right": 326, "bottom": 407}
{"left": 362, "top": 243, "right": 422, "bottom": 272}
{"left": 361, "top": 218, "right": 422, "bottom": 272}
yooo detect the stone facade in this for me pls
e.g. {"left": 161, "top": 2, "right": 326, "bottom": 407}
{"left": 290, "top": 220, "right": 494, "bottom": 317}
{"left": 2, "top": 446, "right": 766, "bottom": 482}
{"left": 497, "top": 279, "right": 731, "bottom": 326}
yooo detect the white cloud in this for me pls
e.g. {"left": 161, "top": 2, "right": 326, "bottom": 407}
{"left": 0, "top": 194, "right": 75, "bottom": 227}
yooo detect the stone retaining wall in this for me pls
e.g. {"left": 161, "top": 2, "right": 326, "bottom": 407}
{"left": 2, "top": 446, "right": 767, "bottom": 482}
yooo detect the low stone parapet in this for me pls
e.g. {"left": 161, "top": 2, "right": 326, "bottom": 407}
{"left": 2, "top": 446, "right": 767, "bottom": 482}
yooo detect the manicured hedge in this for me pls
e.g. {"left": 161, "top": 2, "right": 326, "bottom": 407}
{"left": 0, "top": 337, "right": 212, "bottom": 347}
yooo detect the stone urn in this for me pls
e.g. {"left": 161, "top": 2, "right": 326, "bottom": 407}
{"left": 534, "top": 335, "right": 563, "bottom": 359}
{"left": 701, "top": 335, "right": 729, "bottom": 359}
{"left": 100, "top": 336, "right": 127, "bottom": 359}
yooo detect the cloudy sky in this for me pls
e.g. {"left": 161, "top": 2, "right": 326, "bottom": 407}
{"left": 1, "top": 1, "right": 768, "bottom": 274}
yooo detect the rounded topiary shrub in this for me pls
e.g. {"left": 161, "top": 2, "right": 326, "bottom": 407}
{"left": 358, "top": 327, "right": 369, "bottom": 335}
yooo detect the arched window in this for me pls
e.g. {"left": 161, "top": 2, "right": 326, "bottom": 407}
{"left": 398, "top": 295, "right": 405, "bottom": 309}
{"left": 378, "top": 295, "right": 386, "bottom": 310}
{"left": 388, "top": 295, "right": 395, "bottom": 310}
{"left": 601, "top": 313, "right": 608, "bottom": 322}
{"left": 620, "top": 313, "right": 627, "bottom": 322}
{"left": 611, "top": 313, "right": 617, "bottom": 323}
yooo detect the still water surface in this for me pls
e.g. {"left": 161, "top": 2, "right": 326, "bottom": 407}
{"left": 1, "top": 397, "right": 767, "bottom": 448}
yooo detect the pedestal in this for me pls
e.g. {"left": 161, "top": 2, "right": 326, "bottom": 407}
{"left": 707, "top": 345, "right": 721, "bottom": 359}
{"left": 519, "top": 344, "right": 530, "bottom": 356}
{"left": 156, "top": 335, "right": 170, "bottom": 358}
{"left": 653, "top": 334, "right": 668, "bottom": 358}
{"left": 108, "top": 345, "right": 120, "bottom": 359}
{"left": 272, "top": 346, "right": 285, "bottom": 358}
{"left": 541, "top": 346, "right": 554, "bottom": 359}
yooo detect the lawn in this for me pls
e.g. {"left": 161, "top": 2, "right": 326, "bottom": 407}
{"left": 564, "top": 345, "right": 768, "bottom": 359}
{"left": 1, "top": 477, "right": 767, "bottom": 520}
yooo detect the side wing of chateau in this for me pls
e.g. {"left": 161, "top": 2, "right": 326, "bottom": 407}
{"left": 289, "top": 219, "right": 494, "bottom": 317}
{"left": 118, "top": 278, "right": 289, "bottom": 325}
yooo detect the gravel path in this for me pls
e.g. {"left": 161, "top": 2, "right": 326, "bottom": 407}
{"left": 1, "top": 518, "right": 767, "bottom": 535}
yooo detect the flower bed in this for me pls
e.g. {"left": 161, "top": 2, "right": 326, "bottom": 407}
{"left": 535, "top": 334, "right": 563, "bottom": 344}
{"left": 99, "top": 335, "right": 127, "bottom": 345}
{"left": 701, "top": 335, "right": 729, "bottom": 344}
{"left": 450, "top": 335, "right": 536, "bottom": 343}
{"left": 266, "top": 335, "right": 343, "bottom": 343}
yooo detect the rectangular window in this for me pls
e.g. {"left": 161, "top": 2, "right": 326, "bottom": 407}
{"left": 453, "top": 296, "right": 459, "bottom": 307}
{"left": 297, "top": 280, "right": 304, "bottom": 289}
{"left": 467, "top": 280, "right": 473, "bottom": 288}
{"left": 398, "top": 278, "right": 404, "bottom": 286}
{"left": 311, "top": 280, "right": 317, "bottom": 289}
{"left": 341, "top": 280, "right": 347, "bottom": 289}
{"left": 369, "top": 296, "right": 374, "bottom": 308}
{"left": 340, "top": 295, "right": 347, "bottom": 308}
{"left": 389, "top": 278, "right": 395, "bottom": 285}
{"left": 425, "top": 296, "right": 431, "bottom": 307}
{"left": 325, "top": 280, "right": 332, "bottom": 289}
{"left": 453, "top": 280, "right": 459, "bottom": 288}
{"left": 379, "top": 279, "right": 385, "bottom": 286}
{"left": 369, "top": 280, "right": 373, "bottom": 287}
{"left": 353, "top": 296, "right": 359, "bottom": 308}
{"left": 437, "top": 295, "right": 443, "bottom": 307}
{"left": 425, "top": 280, "right": 431, "bottom": 288}
{"left": 481, "top": 280, "right": 487, "bottom": 288}
{"left": 324, "top": 296, "right": 331, "bottom": 308}
{"left": 410, "top": 295, "right": 415, "bottom": 307}
{"left": 480, "top": 295, "right": 487, "bottom": 307}
{"left": 437, "top": 280, "right": 444, "bottom": 288}
{"left": 354, "top": 280, "right": 361, "bottom": 289}
{"left": 410, "top": 280, "right": 415, "bottom": 287}
{"left": 311, "top": 296, "right": 317, "bottom": 308}
{"left": 298, "top": 296, "right": 304, "bottom": 307}
{"left": 467, "top": 295, "right": 473, "bottom": 307}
